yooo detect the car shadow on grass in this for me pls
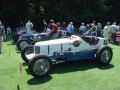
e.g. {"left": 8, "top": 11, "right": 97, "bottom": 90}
{"left": 97, "top": 64, "right": 114, "bottom": 70}
{"left": 50, "top": 59, "right": 114, "bottom": 74}
{"left": 27, "top": 75, "right": 52, "bottom": 85}
{"left": 25, "top": 60, "right": 114, "bottom": 75}
{"left": 26, "top": 59, "right": 114, "bottom": 85}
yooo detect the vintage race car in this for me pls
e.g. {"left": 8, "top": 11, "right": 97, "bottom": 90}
{"left": 17, "top": 33, "right": 48, "bottom": 51}
{"left": 17, "top": 30, "right": 70, "bottom": 51}
{"left": 21, "top": 35, "right": 113, "bottom": 78}
{"left": 13, "top": 28, "right": 26, "bottom": 42}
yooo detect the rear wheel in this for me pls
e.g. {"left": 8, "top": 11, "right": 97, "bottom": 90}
{"left": 96, "top": 46, "right": 113, "bottom": 65}
{"left": 28, "top": 55, "right": 52, "bottom": 78}
{"left": 21, "top": 45, "right": 34, "bottom": 63}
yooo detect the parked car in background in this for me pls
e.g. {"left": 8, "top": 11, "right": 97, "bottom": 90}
{"left": 17, "top": 33, "right": 48, "bottom": 51}
{"left": 109, "top": 31, "right": 120, "bottom": 44}
{"left": 17, "top": 29, "right": 70, "bottom": 51}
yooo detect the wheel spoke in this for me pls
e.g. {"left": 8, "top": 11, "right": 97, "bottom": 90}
{"left": 25, "top": 48, "right": 33, "bottom": 55}
{"left": 20, "top": 41, "right": 28, "bottom": 50}
{"left": 33, "top": 59, "right": 49, "bottom": 75}
{"left": 101, "top": 50, "right": 110, "bottom": 62}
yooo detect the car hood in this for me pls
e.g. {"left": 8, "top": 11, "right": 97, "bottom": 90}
{"left": 35, "top": 35, "right": 81, "bottom": 46}
{"left": 21, "top": 34, "right": 33, "bottom": 38}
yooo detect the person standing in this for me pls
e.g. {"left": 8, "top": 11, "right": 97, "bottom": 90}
{"left": 0, "top": 21, "right": 5, "bottom": 54}
{"left": 57, "top": 22, "right": 67, "bottom": 38}
{"left": 109, "top": 22, "right": 118, "bottom": 42}
{"left": 116, "top": 23, "right": 120, "bottom": 31}
{"left": 6, "top": 26, "right": 12, "bottom": 39}
{"left": 42, "top": 20, "right": 51, "bottom": 36}
{"left": 49, "top": 19, "right": 58, "bottom": 39}
{"left": 97, "top": 23, "right": 102, "bottom": 37}
{"left": 103, "top": 22, "right": 111, "bottom": 41}
{"left": 67, "top": 22, "right": 74, "bottom": 36}
{"left": 85, "top": 23, "right": 97, "bottom": 36}
{"left": 25, "top": 20, "right": 34, "bottom": 35}
{"left": 60, "top": 22, "right": 66, "bottom": 30}
{"left": 42, "top": 20, "right": 48, "bottom": 32}
{"left": 79, "top": 23, "right": 86, "bottom": 35}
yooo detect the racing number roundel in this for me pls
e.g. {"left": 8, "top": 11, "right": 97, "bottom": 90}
{"left": 72, "top": 40, "right": 81, "bottom": 47}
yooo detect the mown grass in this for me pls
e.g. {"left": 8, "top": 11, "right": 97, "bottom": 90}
{"left": 0, "top": 37, "right": 120, "bottom": 90}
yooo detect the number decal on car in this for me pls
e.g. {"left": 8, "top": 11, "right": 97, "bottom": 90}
{"left": 72, "top": 40, "right": 81, "bottom": 47}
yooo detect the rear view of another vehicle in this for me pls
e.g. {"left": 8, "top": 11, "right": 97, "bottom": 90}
{"left": 115, "top": 31, "right": 120, "bottom": 44}
{"left": 16, "top": 35, "right": 33, "bottom": 51}
{"left": 17, "top": 33, "right": 48, "bottom": 51}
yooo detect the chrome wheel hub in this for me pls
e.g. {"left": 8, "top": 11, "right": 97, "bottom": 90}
{"left": 33, "top": 59, "right": 49, "bottom": 75}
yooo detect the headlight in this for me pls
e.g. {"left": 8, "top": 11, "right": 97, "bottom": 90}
{"left": 35, "top": 46, "right": 40, "bottom": 54}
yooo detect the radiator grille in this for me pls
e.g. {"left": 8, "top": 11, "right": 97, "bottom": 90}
{"left": 35, "top": 46, "right": 40, "bottom": 54}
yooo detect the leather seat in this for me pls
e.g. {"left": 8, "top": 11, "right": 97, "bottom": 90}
{"left": 81, "top": 35, "right": 99, "bottom": 45}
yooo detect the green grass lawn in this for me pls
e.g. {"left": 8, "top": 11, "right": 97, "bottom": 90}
{"left": 0, "top": 38, "right": 120, "bottom": 90}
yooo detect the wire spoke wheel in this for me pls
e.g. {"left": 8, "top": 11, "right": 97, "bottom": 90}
{"left": 33, "top": 58, "right": 50, "bottom": 75}
{"left": 101, "top": 50, "right": 111, "bottom": 63}
{"left": 25, "top": 48, "right": 33, "bottom": 55}
{"left": 97, "top": 46, "right": 113, "bottom": 65}
{"left": 21, "top": 45, "right": 34, "bottom": 63}
{"left": 28, "top": 55, "right": 52, "bottom": 78}
{"left": 20, "top": 41, "right": 29, "bottom": 50}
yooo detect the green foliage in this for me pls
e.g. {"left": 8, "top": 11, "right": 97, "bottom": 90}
{"left": 0, "top": 0, "right": 30, "bottom": 27}
{"left": 0, "top": 0, "right": 120, "bottom": 30}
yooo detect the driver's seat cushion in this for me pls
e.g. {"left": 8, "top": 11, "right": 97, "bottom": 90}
{"left": 82, "top": 36, "right": 99, "bottom": 45}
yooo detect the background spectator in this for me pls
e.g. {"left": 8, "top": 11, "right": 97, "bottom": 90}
{"left": 43, "top": 20, "right": 48, "bottom": 32}
{"left": 97, "top": 23, "right": 102, "bottom": 37}
{"left": 0, "top": 21, "right": 5, "bottom": 54}
{"left": 79, "top": 23, "right": 86, "bottom": 35}
{"left": 67, "top": 22, "right": 74, "bottom": 36}
{"left": 116, "top": 23, "right": 120, "bottom": 31}
{"left": 109, "top": 22, "right": 118, "bottom": 42}
{"left": 103, "top": 22, "right": 111, "bottom": 41}
{"left": 25, "top": 20, "right": 34, "bottom": 35}
{"left": 49, "top": 19, "right": 58, "bottom": 39}
{"left": 86, "top": 23, "right": 97, "bottom": 36}
{"left": 6, "top": 26, "right": 12, "bottom": 39}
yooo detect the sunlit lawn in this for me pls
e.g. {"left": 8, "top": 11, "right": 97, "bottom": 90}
{"left": 0, "top": 37, "right": 120, "bottom": 90}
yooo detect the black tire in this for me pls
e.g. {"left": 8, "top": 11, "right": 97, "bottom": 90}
{"left": 21, "top": 45, "right": 34, "bottom": 63}
{"left": 96, "top": 45, "right": 113, "bottom": 65}
{"left": 17, "top": 39, "right": 30, "bottom": 51}
{"left": 28, "top": 55, "right": 52, "bottom": 78}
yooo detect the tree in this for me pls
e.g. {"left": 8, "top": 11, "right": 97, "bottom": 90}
{"left": 0, "top": 0, "right": 29, "bottom": 27}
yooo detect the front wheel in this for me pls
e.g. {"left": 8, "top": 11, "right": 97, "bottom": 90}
{"left": 28, "top": 55, "right": 52, "bottom": 78}
{"left": 96, "top": 46, "right": 113, "bottom": 65}
{"left": 17, "top": 39, "right": 30, "bottom": 51}
{"left": 21, "top": 45, "right": 34, "bottom": 63}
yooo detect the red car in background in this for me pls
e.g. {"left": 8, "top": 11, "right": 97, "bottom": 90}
{"left": 109, "top": 31, "right": 120, "bottom": 44}
{"left": 115, "top": 32, "right": 120, "bottom": 43}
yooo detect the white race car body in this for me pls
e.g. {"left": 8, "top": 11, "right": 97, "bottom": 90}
{"left": 26, "top": 35, "right": 113, "bottom": 78}
{"left": 27, "top": 35, "right": 108, "bottom": 61}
